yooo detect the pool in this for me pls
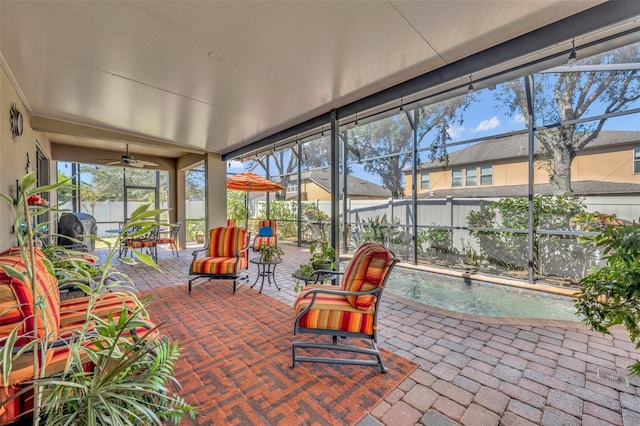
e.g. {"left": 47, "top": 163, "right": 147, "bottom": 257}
{"left": 384, "top": 267, "right": 581, "bottom": 321}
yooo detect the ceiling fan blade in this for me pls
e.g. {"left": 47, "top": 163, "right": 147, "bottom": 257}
{"left": 105, "top": 161, "right": 122, "bottom": 166}
{"left": 135, "top": 160, "right": 159, "bottom": 167}
{"left": 129, "top": 161, "right": 145, "bottom": 168}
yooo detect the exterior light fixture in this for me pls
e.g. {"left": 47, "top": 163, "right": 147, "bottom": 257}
{"left": 567, "top": 39, "right": 577, "bottom": 66}
{"left": 467, "top": 76, "right": 474, "bottom": 94}
{"left": 399, "top": 98, "right": 404, "bottom": 112}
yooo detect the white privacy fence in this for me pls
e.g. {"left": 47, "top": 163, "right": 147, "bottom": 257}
{"left": 261, "top": 195, "right": 640, "bottom": 228}
{"left": 60, "top": 195, "right": 639, "bottom": 239}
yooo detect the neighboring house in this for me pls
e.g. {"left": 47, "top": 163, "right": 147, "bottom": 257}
{"left": 404, "top": 131, "right": 640, "bottom": 198}
{"left": 282, "top": 168, "right": 391, "bottom": 201}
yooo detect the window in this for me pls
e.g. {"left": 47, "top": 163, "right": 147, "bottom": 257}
{"left": 420, "top": 172, "right": 430, "bottom": 189}
{"left": 452, "top": 168, "right": 463, "bottom": 187}
{"left": 480, "top": 165, "right": 493, "bottom": 185}
{"left": 465, "top": 167, "right": 477, "bottom": 186}
{"left": 287, "top": 182, "right": 298, "bottom": 192}
{"left": 634, "top": 147, "right": 640, "bottom": 174}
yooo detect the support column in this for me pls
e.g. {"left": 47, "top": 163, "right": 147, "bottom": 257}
{"left": 175, "top": 168, "right": 187, "bottom": 249}
{"left": 204, "top": 153, "right": 227, "bottom": 238}
{"left": 330, "top": 109, "right": 340, "bottom": 258}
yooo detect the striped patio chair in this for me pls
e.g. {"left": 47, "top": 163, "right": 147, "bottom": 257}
{"left": 188, "top": 226, "right": 250, "bottom": 294}
{"left": 291, "top": 243, "right": 399, "bottom": 373}
{"left": 252, "top": 219, "right": 277, "bottom": 251}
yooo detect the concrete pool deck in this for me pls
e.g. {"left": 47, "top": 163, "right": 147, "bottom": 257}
{"left": 103, "top": 242, "right": 640, "bottom": 425}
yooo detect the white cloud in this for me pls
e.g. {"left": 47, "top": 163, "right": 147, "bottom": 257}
{"left": 474, "top": 116, "right": 500, "bottom": 132}
{"left": 228, "top": 160, "right": 244, "bottom": 169}
{"left": 447, "top": 125, "right": 465, "bottom": 139}
{"left": 512, "top": 113, "right": 525, "bottom": 123}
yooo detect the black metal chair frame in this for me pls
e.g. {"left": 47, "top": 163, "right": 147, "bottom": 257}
{"left": 120, "top": 225, "right": 159, "bottom": 262}
{"left": 291, "top": 255, "right": 399, "bottom": 373}
{"left": 188, "top": 242, "right": 250, "bottom": 295}
{"left": 159, "top": 221, "right": 182, "bottom": 256}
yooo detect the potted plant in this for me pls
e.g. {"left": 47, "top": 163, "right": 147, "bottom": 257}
{"left": 292, "top": 241, "right": 337, "bottom": 289}
{"left": 0, "top": 172, "right": 195, "bottom": 425}
{"left": 309, "top": 240, "right": 336, "bottom": 271}
{"left": 188, "top": 220, "right": 205, "bottom": 243}
{"left": 259, "top": 242, "right": 283, "bottom": 262}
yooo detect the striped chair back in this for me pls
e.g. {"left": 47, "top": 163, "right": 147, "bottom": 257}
{"left": 0, "top": 248, "right": 61, "bottom": 346}
{"left": 259, "top": 219, "right": 276, "bottom": 233}
{"left": 207, "top": 227, "right": 248, "bottom": 258}
{"left": 226, "top": 219, "right": 236, "bottom": 227}
{"left": 341, "top": 243, "right": 395, "bottom": 310}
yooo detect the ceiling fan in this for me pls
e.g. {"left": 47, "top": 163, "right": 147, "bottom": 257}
{"left": 105, "top": 145, "right": 158, "bottom": 168}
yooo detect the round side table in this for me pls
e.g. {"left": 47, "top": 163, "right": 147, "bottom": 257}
{"left": 250, "top": 257, "right": 283, "bottom": 294}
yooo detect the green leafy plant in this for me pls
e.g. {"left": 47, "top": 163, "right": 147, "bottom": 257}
{"left": 576, "top": 224, "right": 640, "bottom": 375}
{"left": 258, "top": 242, "right": 283, "bottom": 262}
{"left": 0, "top": 172, "right": 195, "bottom": 425}
{"left": 467, "top": 195, "right": 597, "bottom": 281}
{"left": 360, "top": 214, "right": 403, "bottom": 246}
{"left": 309, "top": 240, "right": 336, "bottom": 270}
{"left": 187, "top": 219, "right": 205, "bottom": 242}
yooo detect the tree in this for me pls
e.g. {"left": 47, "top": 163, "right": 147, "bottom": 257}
{"left": 80, "top": 183, "right": 101, "bottom": 217}
{"left": 349, "top": 97, "right": 470, "bottom": 198}
{"left": 498, "top": 42, "right": 640, "bottom": 195}
{"left": 186, "top": 167, "right": 205, "bottom": 201}
{"left": 56, "top": 171, "right": 74, "bottom": 205}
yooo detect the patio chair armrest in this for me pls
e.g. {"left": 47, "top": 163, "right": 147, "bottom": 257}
{"left": 191, "top": 247, "right": 208, "bottom": 259}
{"left": 236, "top": 245, "right": 250, "bottom": 258}
{"left": 301, "top": 285, "right": 381, "bottom": 299}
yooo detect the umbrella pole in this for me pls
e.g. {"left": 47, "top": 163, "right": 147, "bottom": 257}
{"left": 245, "top": 191, "right": 249, "bottom": 229}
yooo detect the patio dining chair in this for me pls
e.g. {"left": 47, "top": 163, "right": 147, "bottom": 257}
{"left": 158, "top": 221, "right": 182, "bottom": 256}
{"left": 291, "top": 242, "right": 399, "bottom": 373}
{"left": 121, "top": 225, "right": 160, "bottom": 262}
{"left": 188, "top": 226, "right": 249, "bottom": 294}
{"left": 252, "top": 219, "right": 277, "bottom": 251}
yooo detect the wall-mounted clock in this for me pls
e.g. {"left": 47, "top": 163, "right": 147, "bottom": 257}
{"left": 10, "top": 103, "right": 23, "bottom": 141}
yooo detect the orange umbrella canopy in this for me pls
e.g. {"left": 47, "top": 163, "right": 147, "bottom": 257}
{"left": 227, "top": 171, "right": 284, "bottom": 228}
{"left": 226, "top": 171, "right": 284, "bottom": 192}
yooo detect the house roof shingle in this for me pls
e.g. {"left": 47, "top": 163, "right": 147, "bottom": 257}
{"left": 417, "top": 130, "right": 640, "bottom": 171}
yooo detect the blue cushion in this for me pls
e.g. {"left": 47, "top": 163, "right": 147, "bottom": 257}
{"left": 259, "top": 226, "right": 273, "bottom": 237}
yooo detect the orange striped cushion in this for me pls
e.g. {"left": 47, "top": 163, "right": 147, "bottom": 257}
{"left": 191, "top": 256, "right": 248, "bottom": 275}
{"left": 258, "top": 219, "right": 276, "bottom": 230}
{"left": 126, "top": 239, "right": 156, "bottom": 248}
{"left": 253, "top": 235, "right": 276, "bottom": 250}
{"left": 226, "top": 219, "right": 236, "bottom": 227}
{"left": 294, "top": 287, "right": 375, "bottom": 335}
{"left": 59, "top": 291, "right": 143, "bottom": 330}
{"left": 207, "top": 227, "right": 247, "bottom": 258}
{"left": 0, "top": 248, "right": 60, "bottom": 346}
{"left": 342, "top": 243, "right": 394, "bottom": 310}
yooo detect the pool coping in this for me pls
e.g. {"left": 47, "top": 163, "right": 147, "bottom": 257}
{"left": 384, "top": 292, "right": 585, "bottom": 327}
{"left": 341, "top": 255, "right": 585, "bottom": 325}
{"left": 340, "top": 254, "right": 579, "bottom": 299}
{"left": 395, "top": 260, "right": 580, "bottom": 298}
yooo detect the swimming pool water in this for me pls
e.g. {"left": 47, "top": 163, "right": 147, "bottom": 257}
{"left": 384, "top": 268, "right": 581, "bottom": 321}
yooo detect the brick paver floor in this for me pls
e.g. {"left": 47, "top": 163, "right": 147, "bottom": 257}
{"left": 102, "top": 241, "right": 640, "bottom": 426}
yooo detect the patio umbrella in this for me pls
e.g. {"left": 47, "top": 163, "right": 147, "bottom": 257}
{"left": 226, "top": 171, "right": 284, "bottom": 228}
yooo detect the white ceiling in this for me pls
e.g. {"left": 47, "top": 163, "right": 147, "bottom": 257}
{"left": 1, "top": 0, "right": 628, "bottom": 162}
